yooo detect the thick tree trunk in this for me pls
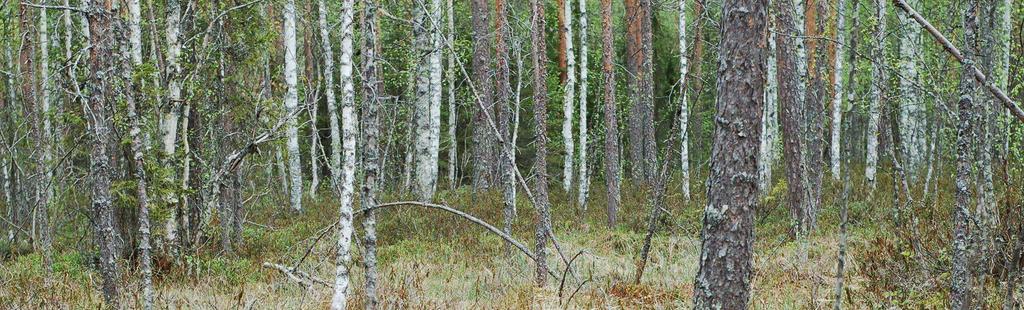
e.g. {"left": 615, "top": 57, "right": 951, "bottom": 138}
{"left": 284, "top": 0, "right": 303, "bottom": 212}
{"left": 470, "top": 0, "right": 496, "bottom": 189}
{"left": 414, "top": 0, "right": 442, "bottom": 201}
{"left": 360, "top": 1, "right": 381, "bottom": 307}
{"left": 530, "top": 0, "right": 552, "bottom": 287}
{"left": 84, "top": 0, "right": 122, "bottom": 305}
{"left": 576, "top": 0, "right": 590, "bottom": 207}
{"left": 691, "top": 0, "right": 765, "bottom": 306}
{"left": 865, "top": 0, "right": 886, "bottom": 188}
{"left": 562, "top": 0, "right": 575, "bottom": 192}
{"left": 601, "top": 0, "right": 620, "bottom": 227}
{"left": 804, "top": 0, "right": 827, "bottom": 236}
{"left": 330, "top": 0, "right": 357, "bottom": 307}
{"left": 319, "top": 0, "right": 340, "bottom": 190}
{"left": 625, "top": 0, "right": 656, "bottom": 183}
{"left": 677, "top": 0, "right": 691, "bottom": 200}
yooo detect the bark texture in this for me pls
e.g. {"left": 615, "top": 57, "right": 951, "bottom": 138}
{"left": 284, "top": 0, "right": 303, "bottom": 212}
{"left": 601, "top": 0, "right": 620, "bottom": 227}
{"left": 530, "top": 0, "right": 553, "bottom": 287}
{"left": 330, "top": 0, "right": 357, "bottom": 308}
{"left": 414, "top": 0, "right": 443, "bottom": 201}
{"left": 360, "top": 0, "right": 381, "bottom": 306}
{"left": 470, "top": 0, "right": 496, "bottom": 189}
{"left": 692, "top": 0, "right": 765, "bottom": 306}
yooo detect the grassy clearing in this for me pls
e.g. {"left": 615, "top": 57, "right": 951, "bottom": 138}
{"left": 0, "top": 168, "right": 1008, "bottom": 308}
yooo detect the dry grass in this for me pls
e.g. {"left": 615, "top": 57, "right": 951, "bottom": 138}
{"left": 0, "top": 169, "right": 1003, "bottom": 308}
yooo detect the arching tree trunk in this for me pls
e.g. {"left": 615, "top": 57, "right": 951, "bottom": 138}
{"left": 692, "top": 0, "right": 766, "bottom": 306}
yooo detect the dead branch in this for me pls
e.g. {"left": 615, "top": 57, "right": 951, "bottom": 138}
{"left": 261, "top": 262, "right": 332, "bottom": 288}
{"left": 893, "top": 0, "right": 1024, "bottom": 122}
{"left": 354, "top": 201, "right": 562, "bottom": 281}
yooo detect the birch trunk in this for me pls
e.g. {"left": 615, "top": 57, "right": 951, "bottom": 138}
{"left": 330, "top": 0, "right": 356, "bottom": 307}
{"left": 951, "top": 0, "right": 978, "bottom": 306}
{"left": 163, "top": 0, "right": 183, "bottom": 248}
{"left": 898, "top": 0, "right": 926, "bottom": 179}
{"left": 37, "top": 0, "right": 54, "bottom": 270}
{"left": 562, "top": 0, "right": 575, "bottom": 192}
{"left": 829, "top": 0, "right": 848, "bottom": 180}
{"left": 447, "top": 0, "right": 456, "bottom": 187}
{"left": 692, "top": 0, "right": 765, "bottom": 306}
{"left": 127, "top": 0, "right": 153, "bottom": 306}
{"left": 601, "top": 0, "right": 620, "bottom": 227}
{"left": 284, "top": 0, "right": 303, "bottom": 212}
{"left": 319, "top": 0, "right": 340, "bottom": 190}
{"left": 677, "top": 0, "right": 691, "bottom": 200}
{"left": 530, "top": 0, "right": 553, "bottom": 287}
{"left": 84, "top": 1, "right": 122, "bottom": 304}
{"left": 576, "top": 0, "right": 590, "bottom": 207}
{"left": 865, "top": 0, "right": 886, "bottom": 188}
{"left": 413, "top": 0, "right": 442, "bottom": 201}
{"left": 759, "top": 14, "right": 778, "bottom": 194}
{"left": 360, "top": 0, "right": 381, "bottom": 307}
{"left": 495, "top": 0, "right": 516, "bottom": 238}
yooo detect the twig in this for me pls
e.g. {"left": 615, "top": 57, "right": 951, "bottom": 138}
{"left": 261, "top": 262, "right": 332, "bottom": 288}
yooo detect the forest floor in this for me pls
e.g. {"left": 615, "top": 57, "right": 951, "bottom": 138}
{"left": 0, "top": 169, "right": 1006, "bottom": 308}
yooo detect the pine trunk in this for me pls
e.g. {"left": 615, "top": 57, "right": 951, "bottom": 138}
{"left": 495, "top": 0, "right": 517, "bottom": 238}
{"left": 692, "top": 0, "right": 765, "bottom": 306}
{"left": 530, "top": 0, "right": 552, "bottom": 287}
{"left": 601, "top": 0, "right": 620, "bottom": 227}
{"left": 470, "top": 0, "right": 495, "bottom": 189}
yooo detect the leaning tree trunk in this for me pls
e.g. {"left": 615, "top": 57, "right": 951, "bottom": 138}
{"left": 470, "top": 0, "right": 495, "bottom": 189}
{"left": 951, "top": 0, "right": 979, "bottom": 306}
{"left": 677, "top": 0, "right": 691, "bottom": 200}
{"left": 84, "top": 1, "right": 122, "bottom": 305}
{"left": 360, "top": 0, "right": 381, "bottom": 307}
{"left": 530, "top": 0, "right": 553, "bottom": 287}
{"left": 413, "top": 0, "right": 442, "bottom": 201}
{"left": 576, "top": 0, "right": 591, "bottom": 207}
{"left": 330, "top": 1, "right": 357, "bottom": 308}
{"left": 562, "top": 0, "right": 575, "bottom": 192}
{"left": 865, "top": 0, "right": 886, "bottom": 189}
{"left": 283, "top": 0, "right": 303, "bottom": 212}
{"left": 600, "top": 0, "right": 620, "bottom": 227}
{"left": 691, "top": 0, "right": 766, "bottom": 306}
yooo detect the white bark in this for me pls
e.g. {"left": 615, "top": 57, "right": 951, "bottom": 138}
{"left": 126, "top": 0, "right": 153, "bottom": 307}
{"left": 330, "top": 2, "right": 356, "bottom": 308}
{"left": 759, "top": 19, "right": 778, "bottom": 194}
{"left": 562, "top": 0, "right": 575, "bottom": 192}
{"left": 413, "top": 0, "right": 442, "bottom": 201}
{"left": 897, "top": 0, "right": 925, "bottom": 179}
{"left": 284, "top": 0, "right": 303, "bottom": 211}
{"left": 576, "top": 0, "right": 590, "bottom": 208}
{"left": 678, "top": 0, "right": 691, "bottom": 200}
{"left": 866, "top": 0, "right": 886, "bottom": 187}
{"left": 276, "top": 146, "right": 290, "bottom": 200}
{"left": 320, "top": 0, "right": 340, "bottom": 191}
{"left": 162, "top": 0, "right": 183, "bottom": 246}
{"left": 447, "top": 0, "right": 456, "bottom": 187}
{"left": 37, "top": 0, "right": 54, "bottom": 270}
{"left": 830, "top": 0, "right": 847, "bottom": 180}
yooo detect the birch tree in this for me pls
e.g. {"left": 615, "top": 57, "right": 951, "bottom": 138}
{"left": 284, "top": 0, "right": 303, "bottom": 212}
{"left": 36, "top": 0, "right": 54, "bottom": 270}
{"left": 830, "top": 0, "right": 848, "bottom": 180}
{"left": 951, "top": 0, "right": 978, "bottom": 305}
{"left": 127, "top": 0, "right": 153, "bottom": 307}
{"left": 759, "top": 11, "right": 778, "bottom": 194}
{"left": 163, "top": 0, "right": 184, "bottom": 246}
{"left": 495, "top": 0, "right": 516, "bottom": 236}
{"left": 319, "top": 0, "right": 340, "bottom": 191}
{"left": 866, "top": 0, "right": 886, "bottom": 188}
{"left": 601, "top": 0, "right": 620, "bottom": 227}
{"left": 692, "top": 0, "right": 765, "bottom": 306}
{"left": 530, "top": 0, "right": 553, "bottom": 287}
{"left": 360, "top": 0, "right": 381, "bottom": 306}
{"left": 576, "top": 0, "right": 590, "bottom": 207}
{"left": 897, "top": 0, "right": 926, "bottom": 179}
{"left": 447, "top": 0, "right": 456, "bottom": 187}
{"left": 413, "top": 0, "right": 442, "bottom": 201}
{"left": 562, "top": 0, "right": 575, "bottom": 191}
{"left": 677, "top": 0, "right": 691, "bottom": 200}
{"left": 330, "top": 0, "right": 357, "bottom": 307}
